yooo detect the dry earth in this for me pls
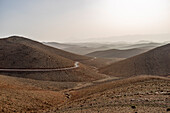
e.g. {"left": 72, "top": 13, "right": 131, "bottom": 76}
{"left": 0, "top": 36, "right": 169, "bottom": 113}
{"left": 49, "top": 76, "right": 170, "bottom": 113}
{"left": 0, "top": 36, "right": 106, "bottom": 82}
{"left": 100, "top": 44, "right": 170, "bottom": 77}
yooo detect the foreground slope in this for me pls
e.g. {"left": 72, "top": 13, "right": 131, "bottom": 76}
{"left": 99, "top": 44, "right": 170, "bottom": 77}
{"left": 0, "top": 36, "right": 104, "bottom": 81}
{"left": 0, "top": 74, "right": 68, "bottom": 112}
{"left": 1, "top": 74, "right": 169, "bottom": 112}
{"left": 86, "top": 48, "right": 147, "bottom": 58}
{"left": 49, "top": 76, "right": 170, "bottom": 113}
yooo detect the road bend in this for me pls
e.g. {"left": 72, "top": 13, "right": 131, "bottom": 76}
{"left": 0, "top": 62, "right": 79, "bottom": 72}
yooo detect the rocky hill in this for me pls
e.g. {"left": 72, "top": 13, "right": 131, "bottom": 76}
{"left": 99, "top": 44, "right": 170, "bottom": 77}
{"left": 0, "top": 36, "right": 104, "bottom": 82}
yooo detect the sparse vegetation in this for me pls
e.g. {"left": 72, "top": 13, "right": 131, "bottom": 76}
{"left": 0, "top": 36, "right": 169, "bottom": 112}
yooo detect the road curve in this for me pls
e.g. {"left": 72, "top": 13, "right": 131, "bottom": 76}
{"left": 0, "top": 62, "right": 79, "bottom": 72}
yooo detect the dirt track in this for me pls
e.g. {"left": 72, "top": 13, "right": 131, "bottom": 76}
{"left": 0, "top": 62, "right": 79, "bottom": 72}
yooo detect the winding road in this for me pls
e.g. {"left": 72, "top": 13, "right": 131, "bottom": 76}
{"left": 0, "top": 62, "right": 79, "bottom": 72}
{"left": 0, "top": 57, "right": 97, "bottom": 72}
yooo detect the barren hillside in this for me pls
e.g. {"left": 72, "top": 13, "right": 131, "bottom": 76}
{"left": 48, "top": 76, "right": 170, "bottom": 113}
{"left": 1, "top": 74, "right": 169, "bottom": 112}
{"left": 5, "top": 36, "right": 91, "bottom": 61}
{"left": 5, "top": 36, "right": 112, "bottom": 68}
{"left": 0, "top": 36, "right": 104, "bottom": 82}
{"left": 0, "top": 74, "right": 68, "bottom": 112}
{"left": 0, "top": 37, "right": 74, "bottom": 69}
{"left": 99, "top": 44, "right": 170, "bottom": 77}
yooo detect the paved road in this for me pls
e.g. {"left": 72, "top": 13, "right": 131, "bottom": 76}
{"left": 0, "top": 62, "right": 79, "bottom": 72}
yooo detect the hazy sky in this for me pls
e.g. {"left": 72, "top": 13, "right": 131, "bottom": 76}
{"left": 0, "top": 0, "right": 170, "bottom": 42}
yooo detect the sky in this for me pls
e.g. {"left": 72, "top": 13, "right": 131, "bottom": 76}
{"left": 0, "top": 0, "right": 170, "bottom": 42}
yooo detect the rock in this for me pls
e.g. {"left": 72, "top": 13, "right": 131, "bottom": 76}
{"left": 131, "top": 105, "right": 136, "bottom": 109}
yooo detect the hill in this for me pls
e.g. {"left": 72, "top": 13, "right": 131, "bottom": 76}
{"left": 1, "top": 74, "right": 169, "bottom": 112}
{"left": 0, "top": 37, "right": 74, "bottom": 69}
{"left": 5, "top": 36, "right": 91, "bottom": 61}
{"left": 86, "top": 48, "right": 147, "bottom": 58}
{"left": 6, "top": 36, "right": 113, "bottom": 68}
{"left": 0, "top": 36, "right": 104, "bottom": 82}
{"left": 99, "top": 44, "right": 170, "bottom": 77}
{"left": 0, "top": 74, "right": 68, "bottom": 112}
{"left": 48, "top": 75, "right": 170, "bottom": 113}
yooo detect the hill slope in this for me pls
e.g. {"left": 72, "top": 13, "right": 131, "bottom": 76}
{"left": 5, "top": 36, "right": 91, "bottom": 61}
{"left": 0, "top": 37, "right": 74, "bottom": 69}
{"left": 0, "top": 74, "right": 68, "bottom": 112}
{"left": 0, "top": 36, "right": 104, "bottom": 82}
{"left": 6, "top": 36, "right": 111, "bottom": 68}
{"left": 99, "top": 44, "right": 170, "bottom": 77}
{"left": 49, "top": 76, "right": 170, "bottom": 113}
{"left": 86, "top": 48, "right": 147, "bottom": 58}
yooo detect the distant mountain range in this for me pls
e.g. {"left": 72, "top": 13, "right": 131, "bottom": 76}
{"left": 44, "top": 41, "right": 164, "bottom": 55}
{"left": 86, "top": 48, "right": 148, "bottom": 58}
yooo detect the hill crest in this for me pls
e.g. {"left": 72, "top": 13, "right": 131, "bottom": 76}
{"left": 99, "top": 44, "right": 170, "bottom": 77}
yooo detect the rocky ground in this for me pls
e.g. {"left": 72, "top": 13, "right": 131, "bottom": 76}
{"left": 50, "top": 76, "right": 170, "bottom": 113}
{"left": 0, "top": 74, "right": 169, "bottom": 112}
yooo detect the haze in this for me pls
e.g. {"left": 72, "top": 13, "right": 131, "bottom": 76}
{"left": 0, "top": 0, "right": 170, "bottom": 42}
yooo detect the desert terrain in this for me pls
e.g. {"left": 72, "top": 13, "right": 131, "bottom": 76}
{"left": 1, "top": 0, "right": 170, "bottom": 112}
{"left": 0, "top": 36, "right": 169, "bottom": 113}
{"left": 100, "top": 44, "right": 170, "bottom": 77}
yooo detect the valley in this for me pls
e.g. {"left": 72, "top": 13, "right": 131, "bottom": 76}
{"left": 1, "top": 0, "right": 169, "bottom": 112}
{"left": 0, "top": 36, "right": 169, "bottom": 113}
